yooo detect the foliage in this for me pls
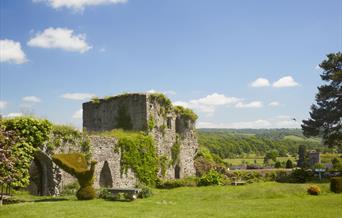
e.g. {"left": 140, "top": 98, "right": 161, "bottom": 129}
{"left": 116, "top": 106, "right": 133, "bottom": 130}
{"left": 302, "top": 52, "right": 342, "bottom": 148}
{"left": 198, "top": 170, "right": 224, "bottom": 186}
{"left": 307, "top": 185, "right": 321, "bottom": 195}
{"left": 52, "top": 153, "right": 97, "bottom": 200}
{"left": 171, "top": 142, "right": 180, "bottom": 166}
{"left": 277, "top": 169, "right": 314, "bottom": 183}
{"left": 138, "top": 187, "right": 153, "bottom": 198}
{"left": 102, "top": 130, "right": 158, "bottom": 186}
{"left": 330, "top": 177, "right": 342, "bottom": 193}
{"left": 274, "top": 161, "right": 282, "bottom": 168}
{"left": 197, "top": 130, "right": 323, "bottom": 159}
{"left": 331, "top": 158, "right": 342, "bottom": 170}
{"left": 148, "top": 115, "right": 155, "bottom": 131}
{"left": 60, "top": 182, "right": 80, "bottom": 196}
{"left": 297, "top": 144, "right": 308, "bottom": 168}
{"left": 286, "top": 159, "right": 294, "bottom": 169}
{"left": 264, "top": 150, "right": 278, "bottom": 164}
{"left": 3, "top": 116, "right": 52, "bottom": 149}
{"left": 174, "top": 106, "right": 198, "bottom": 122}
{"left": 49, "top": 125, "right": 91, "bottom": 157}
{"left": 1, "top": 117, "right": 52, "bottom": 187}
{"left": 156, "top": 177, "right": 198, "bottom": 189}
{"left": 149, "top": 93, "right": 173, "bottom": 115}
{"left": 90, "top": 97, "right": 100, "bottom": 104}
{"left": 159, "top": 155, "right": 168, "bottom": 177}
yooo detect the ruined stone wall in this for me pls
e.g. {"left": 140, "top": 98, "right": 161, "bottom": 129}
{"left": 90, "top": 136, "right": 137, "bottom": 188}
{"left": 83, "top": 94, "right": 148, "bottom": 132}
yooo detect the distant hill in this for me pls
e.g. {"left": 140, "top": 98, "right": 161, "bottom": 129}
{"left": 197, "top": 128, "right": 327, "bottom": 159}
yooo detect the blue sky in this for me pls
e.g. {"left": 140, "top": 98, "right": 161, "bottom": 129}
{"left": 0, "top": 0, "right": 341, "bottom": 129}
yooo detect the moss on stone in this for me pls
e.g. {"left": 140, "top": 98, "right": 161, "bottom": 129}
{"left": 174, "top": 106, "right": 198, "bottom": 122}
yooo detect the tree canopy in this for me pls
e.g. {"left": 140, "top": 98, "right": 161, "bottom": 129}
{"left": 302, "top": 52, "right": 342, "bottom": 148}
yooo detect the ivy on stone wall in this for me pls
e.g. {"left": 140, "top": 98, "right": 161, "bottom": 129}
{"left": 174, "top": 106, "right": 198, "bottom": 122}
{"left": 159, "top": 155, "right": 168, "bottom": 177}
{"left": 171, "top": 141, "right": 181, "bottom": 166}
{"left": 100, "top": 130, "right": 158, "bottom": 186}
{"left": 148, "top": 115, "right": 155, "bottom": 131}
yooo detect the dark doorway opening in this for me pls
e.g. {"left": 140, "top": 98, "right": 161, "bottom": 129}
{"left": 99, "top": 161, "right": 113, "bottom": 188}
{"left": 175, "top": 164, "right": 181, "bottom": 179}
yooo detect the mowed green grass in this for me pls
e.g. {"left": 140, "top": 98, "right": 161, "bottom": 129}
{"left": 226, "top": 156, "right": 296, "bottom": 166}
{"left": 1, "top": 182, "right": 341, "bottom": 218}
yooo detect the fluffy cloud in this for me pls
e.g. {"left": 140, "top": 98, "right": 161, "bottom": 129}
{"left": 28, "top": 28, "right": 91, "bottom": 53}
{"left": 0, "top": 101, "right": 7, "bottom": 109}
{"left": 272, "top": 76, "right": 299, "bottom": 88}
{"left": 197, "top": 115, "right": 301, "bottom": 129}
{"left": 5, "top": 113, "right": 23, "bottom": 118}
{"left": 250, "top": 78, "right": 270, "bottom": 87}
{"left": 22, "top": 96, "right": 41, "bottom": 103}
{"left": 73, "top": 109, "right": 82, "bottom": 119}
{"left": 235, "top": 101, "right": 263, "bottom": 108}
{"left": 0, "top": 39, "right": 27, "bottom": 64}
{"left": 61, "top": 93, "right": 95, "bottom": 100}
{"left": 147, "top": 89, "right": 176, "bottom": 96}
{"left": 197, "top": 120, "right": 272, "bottom": 129}
{"left": 33, "top": 0, "right": 127, "bottom": 11}
{"left": 175, "top": 93, "right": 242, "bottom": 114}
{"left": 269, "top": 101, "right": 280, "bottom": 107}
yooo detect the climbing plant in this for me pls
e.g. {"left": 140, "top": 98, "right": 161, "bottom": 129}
{"left": 98, "top": 130, "right": 158, "bottom": 186}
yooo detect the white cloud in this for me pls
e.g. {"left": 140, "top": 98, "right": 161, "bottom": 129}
{"left": 73, "top": 109, "right": 82, "bottom": 119}
{"left": 34, "top": 0, "right": 127, "bottom": 11}
{"left": 0, "top": 101, "right": 7, "bottom": 109}
{"left": 197, "top": 115, "right": 301, "bottom": 129}
{"left": 22, "top": 96, "right": 41, "bottom": 103}
{"left": 272, "top": 76, "right": 299, "bottom": 88}
{"left": 315, "top": 65, "right": 321, "bottom": 71}
{"left": 250, "top": 78, "right": 270, "bottom": 87}
{"left": 0, "top": 39, "right": 27, "bottom": 64}
{"left": 197, "top": 119, "right": 272, "bottom": 129}
{"left": 5, "top": 113, "right": 23, "bottom": 118}
{"left": 61, "top": 92, "right": 96, "bottom": 100}
{"left": 147, "top": 89, "right": 176, "bottom": 96}
{"left": 27, "top": 28, "right": 91, "bottom": 53}
{"left": 269, "top": 101, "right": 280, "bottom": 107}
{"left": 235, "top": 101, "right": 263, "bottom": 108}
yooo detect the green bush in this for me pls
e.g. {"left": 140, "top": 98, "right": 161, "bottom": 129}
{"left": 76, "top": 185, "right": 96, "bottom": 200}
{"left": 198, "top": 170, "right": 223, "bottom": 186}
{"left": 138, "top": 187, "right": 153, "bottom": 198}
{"left": 157, "top": 177, "right": 198, "bottom": 189}
{"left": 330, "top": 177, "right": 342, "bottom": 193}
{"left": 60, "top": 182, "right": 80, "bottom": 196}
{"left": 278, "top": 169, "right": 314, "bottom": 183}
{"left": 307, "top": 185, "right": 321, "bottom": 195}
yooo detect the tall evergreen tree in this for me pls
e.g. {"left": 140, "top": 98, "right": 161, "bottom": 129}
{"left": 302, "top": 52, "right": 342, "bottom": 148}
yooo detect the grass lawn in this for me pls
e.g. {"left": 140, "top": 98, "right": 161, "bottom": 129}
{"left": 226, "top": 156, "right": 296, "bottom": 166}
{"left": 1, "top": 182, "right": 341, "bottom": 218}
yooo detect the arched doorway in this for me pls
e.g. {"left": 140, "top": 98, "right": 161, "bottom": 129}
{"left": 99, "top": 161, "right": 113, "bottom": 188}
{"left": 28, "top": 151, "right": 60, "bottom": 196}
{"left": 175, "top": 164, "right": 181, "bottom": 179}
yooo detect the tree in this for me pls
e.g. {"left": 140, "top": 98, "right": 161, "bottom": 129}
{"left": 285, "top": 159, "right": 293, "bottom": 169}
{"left": 302, "top": 52, "right": 342, "bottom": 148}
{"left": 263, "top": 150, "right": 278, "bottom": 164}
{"left": 297, "top": 144, "right": 307, "bottom": 168}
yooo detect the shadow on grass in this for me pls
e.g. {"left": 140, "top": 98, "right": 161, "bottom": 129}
{"left": 34, "top": 198, "right": 69, "bottom": 202}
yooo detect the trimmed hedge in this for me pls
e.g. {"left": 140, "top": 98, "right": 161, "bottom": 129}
{"left": 52, "top": 153, "right": 97, "bottom": 200}
{"left": 307, "top": 185, "right": 321, "bottom": 195}
{"left": 330, "top": 177, "right": 342, "bottom": 193}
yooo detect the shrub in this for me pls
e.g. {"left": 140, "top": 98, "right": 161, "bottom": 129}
{"left": 198, "top": 170, "right": 223, "bottom": 186}
{"left": 330, "top": 177, "right": 342, "bottom": 193}
{"left": 286, "top": 159, "right": 293, "bottom": 169}
{"left": 138, "top": 187, "right": 153, "bottom": 198}
{"left": 76, "top": 185, "right": 96, "bottom": 200}
{"left": 156, "top": 177, "right": 198, "bottom": 189}
{"left": 60, "top": 182, "right": 80, "bottom": 196}
{"left": 307, "top": 185, "right": 321, "bottom": 195}
{"left": 289, "top": 169, "right": 313, "bottom": 183}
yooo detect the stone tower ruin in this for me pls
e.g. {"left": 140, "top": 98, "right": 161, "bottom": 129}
{"left": 82, "top": 93, "right": 199, "bottom": 188}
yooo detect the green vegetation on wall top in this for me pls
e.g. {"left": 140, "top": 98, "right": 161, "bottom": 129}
{"left": 97, "top": 130, "right": 159, "bottom": 186}
{"left": 174, "top": 105, "right": 198, "bottom": 122}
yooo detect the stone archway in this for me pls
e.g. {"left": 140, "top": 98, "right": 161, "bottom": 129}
{"left": 28, "top": 151, "right": 61, "bottom": 196}
{"left": 99, "top": 161, "right": 113, "bottom": 188}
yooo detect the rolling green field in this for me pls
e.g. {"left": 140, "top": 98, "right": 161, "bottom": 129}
{"left": 1, "top": 182, "right": 341, "bottom": 218}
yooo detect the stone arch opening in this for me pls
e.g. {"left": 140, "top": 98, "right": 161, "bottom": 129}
{"left": 28, "top": 151, "right": 60, "bottom": 196}
{"left": 175, "top": 164, "right": 181, "bottom": 179}
{"left": 99, "top": 161, "right": 113, "bottom": 188}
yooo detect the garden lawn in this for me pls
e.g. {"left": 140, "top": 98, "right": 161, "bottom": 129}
{"left": 1, "top": 182, "right": 341, "bottom": 218}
